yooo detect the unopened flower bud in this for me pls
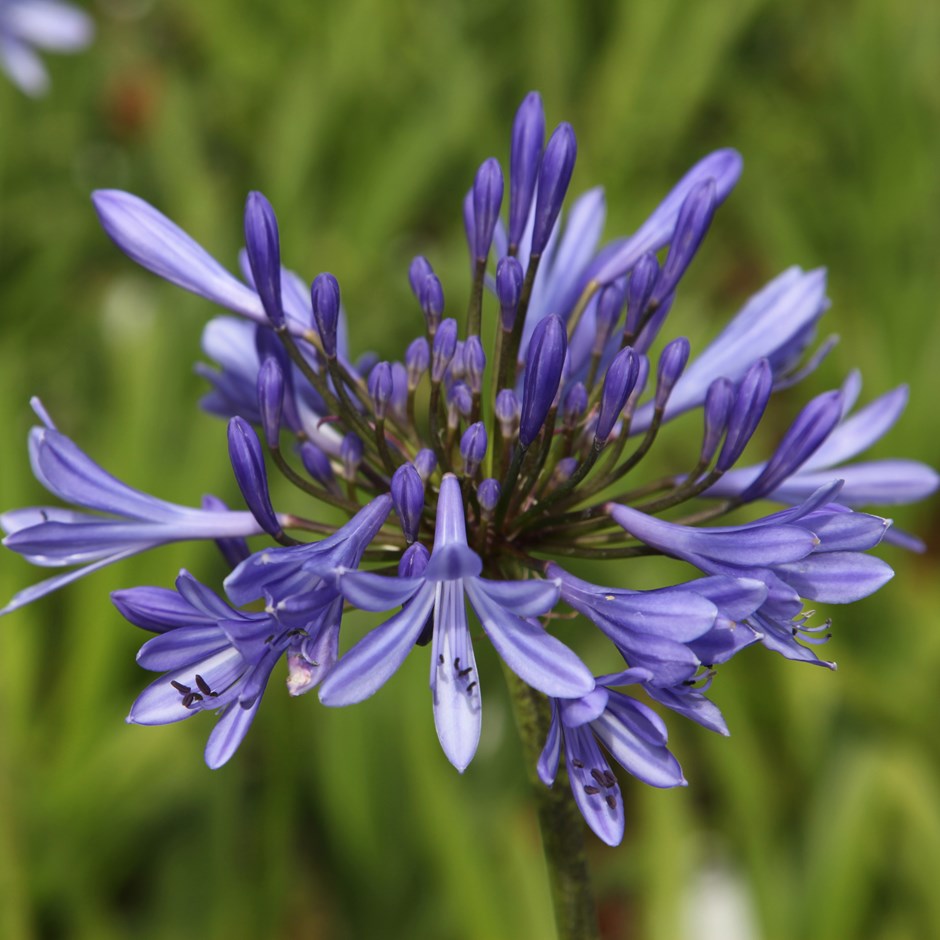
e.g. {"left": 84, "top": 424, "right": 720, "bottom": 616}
{"left": 519, "top": 314, "right": 566, "bottom": 447}
{"left": 391, "top": 463, "right": 424, "bottom": 542}
{"left": 227, "top": 416, "right": 282, "bottom": 539}
{"left": 496, "top": 256, "right": 524, "bottom": 330}
{"left": 495, "top": 388, "right": 521, "bottom": 438}
{"left": 477, "top": 478, "right": 501, "bottom": 513}
{"left": 508, "top": 91, "right": 545, "bottom": 250}
{"left": 431, "top": 318, "right": 458, "bottom": 382}
{"left": 595, "top": 347, "right": 639, "bottom": 444}
{"left": 654, "top": 337, "right": 691, "bottom": 412}
{"left": 257, "top": 356, "right": 284, "bottom": 449}
{"left": 406, "top": 337, "right": 430, "bottom": 390}
{"left": 414, "top": 448, "right": 437, "bottom": 481}
{"left": 471, "top": 157, "right": 504, "bottom": 263}
{"left": 464, "top": 336, "right": 486, "bottom": 394}
{"left": 368, "top": 360, "right": 393, "bottom": 420}
{"left": 311, "top": 272, "right": 340, "bottom": 358}
{"left": 244, "top": 192, "right": 284, "bottom": 328}
{"left": 300, "top": 441, "right": 335, "bottom": 488}
{"left": 460, "top": 422, "right": 488, "bottom": 477}
{"left": 340, "top": 432, "right": 364, "bottom": 481}
{"left": 531, "top": 123, "right": 577, "bottom": 257}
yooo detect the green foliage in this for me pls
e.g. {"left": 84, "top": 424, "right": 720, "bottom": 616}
{"left": 0, "top": 0, "right": 938, "bottom": 937}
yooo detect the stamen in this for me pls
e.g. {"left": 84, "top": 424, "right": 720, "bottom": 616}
{"left": 583, "top": 785, "right": 600, "bottom": 795}
{"left": 171, "top": 680, "right": 191, "bottom": 695}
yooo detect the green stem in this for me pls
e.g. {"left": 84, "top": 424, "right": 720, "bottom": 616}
{"left": 503, "top": 669, "right": 600, "bottom": 940}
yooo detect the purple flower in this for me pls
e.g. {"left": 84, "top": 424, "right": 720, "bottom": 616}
{"left": 1, "top": 401, "right": 271, "bottom": 615}
{"left": 538, "top": 668, "right": 686, "bottom": 846}
{"left": 320, "top": 475, "right": 594, "bottom": 771}
{"left": 0, "top": 0, "right": 93, "bottom": 96}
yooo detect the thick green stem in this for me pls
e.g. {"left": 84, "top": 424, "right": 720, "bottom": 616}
{"left": 503, "top": 669, "right": 600, "bottom": 940}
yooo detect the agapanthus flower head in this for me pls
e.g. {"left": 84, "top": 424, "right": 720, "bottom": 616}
{"left": 4, "top": 92, "right": 935, "bottom": 845}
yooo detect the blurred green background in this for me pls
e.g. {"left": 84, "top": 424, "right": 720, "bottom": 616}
{"left": 1, "top": 0, "right": 939, "bottom": 938}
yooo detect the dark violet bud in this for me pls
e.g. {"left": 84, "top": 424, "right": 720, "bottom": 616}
{"left": 651, "top": 179, "right": 717, "bottom": 305}
{"left": 300, "top": 441, "right": 335, "bottom": 487}
{"left": 414, "top": 448, "right": 437, "bottom": 481}
{"left": 399, "top": 541, "right": 430, "bottom": 579}
{"left": 531, "top": 123, "right": 577, "bottom": 257}
{"left": 495, "top": 388, "right": 521, "bottom": 438}
{"left": 460, "top": 421, "right": 488, "bottom": 477}
{"left": 496, "top": 256, "right": 524, "bottom": 330}
{"left": 368, "top": 360, "right": 393, "bottom": 420}
{"left": 464, "top": 336, "right": 486, "bottom": 394}
{"left": 471, "top": 157, "right": 504, "bottom": 263}
{"left": 700, "top": 377, "right": 734, "bottom": 465}
{"left": 390, "top": 362, "right": 408, "bottom": 416}
{"left": 654, "top": 337, "right": 691, "bottom": 411}
{"left": 422, "top": 274, "right": 445, "bottom": 334}
{"left": 477, "top": 477, "right": 501, "bottom": 513}
{"left": 341, "top": 432, "right": 364, "bottom": 481}
{"left": 391, "top": 463, "right": 424, "bottom": 543}
{"left": 408, "top": 256, "right": 433, "bottom": 300}
{"left": 595, "top": 347, "right": 639, "bottom": 444}
{"left": 254, "top": 328, "right": 301, "bottom": 434}
{"left": 431, "top": 318, "right": 458, "bottom": 382}
{"left": 311, "top": 272, "right": 340, "bottom": 358}
{"left": 562, "top": 381, "right": 588, "bottom": 428}
{"left": 717, "top": 359, "right": 773, "bottom": 472}
{"left": 520, "top": 314, "right": 567, "bottom": 447}
{"left": 227, "top": 416, "right": 282, "bottom": 538}
{"left": 449, "top": 340, "right": 467, "bottom": 381}
{"left": 508, "top": 91, "right": 545, "bottom": 250}
{"left": 740, "top": 389, "right": 843, "bottom": 501}
{"left": 447, "top": 381, "right": 473, "bottom": 423}
{"left": 406, "top": 337, "right": 430, "bottom": 390}
{"left": 625, "top": 253, "right": 659, "bottom": 337}
{"left": 244, "top": 192, "right": 284, "bottom": 328}
{"left": 257, "top": 356, "right": 285, "bottom": 449}
{"left": 593, "top": 280, "right": 627, "bottom": 354}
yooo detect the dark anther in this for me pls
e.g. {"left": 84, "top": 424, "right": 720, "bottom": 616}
{"left": 264, "top": 634, "right": 275, "bottom": 644}
{"left": 583, "top": 785, "right": 600, "bottom": 795}
{"left": 438, "top": 654, "right": 444, "bottom": 664}
{"left": 181, "top": 692, "right": 204, "bottom": 708}
{"left": 792, "top": 627, "right": 799, "bottom": 636}
{"left": 571, "top": 758, "right": 584, "bottom": 769}
{"left": 605, "top": 795, "right": 617, "bottom": 810}
{"left": 171, "top": 680, "right": 191, "bottom": 695}
{"left": 590, "top": 768, "right": 606, "bottom": 786}
{"left": 603, "top": 771, "right": 617, "bottom": 788}
{"left": 454, "top": 657, "right": 461, "bottom": 670}
{"left": 466, "top": 681, "right": 477, "bottom": 693}
{"left": 457, "top": 666, "right": 473, "bottom": 678}
{"left": 682, "top": 678, "right": 695, "bottom": 686}
{"left": 194, "top": 674, "right": 212, "bottom": 695}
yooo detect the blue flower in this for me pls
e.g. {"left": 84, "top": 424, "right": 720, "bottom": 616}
{"left": 320, "top": 474, "right": 594, "bottom": 771}
{"left": 0, "top": 0, "right": 92, "bottom": 96}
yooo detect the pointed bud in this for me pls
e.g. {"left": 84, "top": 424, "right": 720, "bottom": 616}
{"left": 651, "top": 179, "right": 717, "bottom": 305}
{"left": 509, "top": 91, "right": 545, "bottom": 250}
{"left": 531, "top": 123, "right": 577, "bottom": 257}
{"left": 414, "top": 448, "right": 437, "bottom": 481}
{"left": 254, "top": 327, "right": 301, "bottom": 431}
{"left": 495, "top": 388, "right": 521, "bottom": 438}
{"left": 625, "top": 253, "right": 659, "bottom": 337}
{"left": 311, "top": 273, "right": 340, "bottom": 358}
{"left": 460, "top": 422, "right": 488, "bottom": 477}
{"left": 244, "top": 192, "right": 284, "bottom": 327}
{"left": 520, "top": 314, "right": 567, "bottom": 447}
{"left": 593, "top": 280, "right": 626, "bottom": 354}
{"left": 496, "top": 256, "right": 524, "bottom": 330}
{"left": 431, "top": 318, "right": 458, "bottom": 382}
{"left": 700, "top": 378, "right": 734, "bottom": 465}
{"left": 477, "top": 478, "right": 501, "bottom": 513}
{"left": 654, "top": 338, "right": 691, "bottom": 411}
{"left": 740, "top": 390, "right": 843, "bottom": 501}
{"left": 447, "top": 381, "right": 473, "bottom": 423}
{"left": 227, "top": 416, "right": 282, "bottom": 538}
{"left": 717, "top": 360, "right": 773, "bottom": 472}
{"left": 595, "top": 347, "right": 639, "bottom": 443}
{"left": 257, "top": 356, "right": 285, "bottom": 449}
{"left": 390, "top": 362, "right": 408, "bottom": 416}
{"left": 300, "top": 441, "right": 335, "bottom": 487}
{"left": 464, "top": 336, "right": 486, "bottom": 394}
{"left": 406, "top": 337, "right": 430, "bottom": 390}
{"left": 368, "top": 361, "right": 393, "bottom": 420}
{"left": 341, "top": 432, "right": 364, "bottom": 481}
{"left": 421, "top": 273, "right": 444, "bottom": 333}
{"left": 449, "top": 340, "right": 467, "bottom": 381}
{"left": 391, "top": 463, "right": 424, "bottom": 543}
{"left": 399, "top": 542, "right": 433, "bottom": 646}
{"left": 408, "top": 256, "right": 433, "bottom": 299}
{"left": 562, "top": 381, "right": 588, "bottom": 429}
{"left": 471, "top": 158, "right": 504, "bottom": 263}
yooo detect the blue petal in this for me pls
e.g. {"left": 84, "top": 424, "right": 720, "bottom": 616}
{"left": 592, "top": 693, "right": 686, "bottom": 789}
{"left": 136, "top": 627, "right": 228, "bottom": 670}
{"left": 464, "top": 580, "right": 594, "bottom": 698}
{"left": 4, "top": 1, "right": 94, "bottom": 51}
{"left": 430, "top": 580, "right": 482, "bottom": 772}
{"left": 473, "top": 576, "right": 560, "bottom": 616}
{"left": 775, "top": 552, "right": 894, "bottom": 603}
{"left": 204, "top": 698, "right": 262, "bottom": 769}
{"left": 318, "top": 584, "right": 435, "bottom": 706}
{"left": 645, "top": 684, "right": 729, "bottom": 735}
{"left": 537, "top": 699, "right": 562, "bottom": 786}
{"left": 112, "top": 585, "right": 211, "bottom": 633}
{"left": 92, "top": 191, "right": 266, "bottom": 321}
{"left": 795, "top": 510, "right": 889, "bottom": 552}
{"left": 681, "top": 576, "right": 767, "bottom": 621}
{"left": 563, "top": 724, "right": 624, "bottom": 847}
{"left": 337, "top": 570, "right": 423, "bottom": 611}
{"left": 559, "top": 688, "right": 609, "bottom": 727}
